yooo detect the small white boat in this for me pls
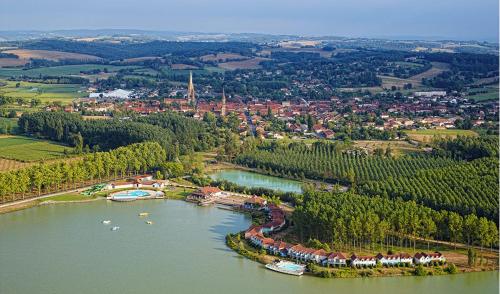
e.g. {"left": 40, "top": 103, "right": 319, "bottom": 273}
{"left": 111, "top": 226, "right": 120, "bottom": 231}
{"left": 139, "top": 212, "right": 149, "bottom": 217}
{"left": 102, "top": 220, "right": 111, "bottom": 225}
{"left": 146, "top": 221, "right": 153, "bottom": 225}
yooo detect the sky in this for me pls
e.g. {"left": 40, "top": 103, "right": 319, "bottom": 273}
{"left": 1, "top": 0, "right": 498, "bottom": 42}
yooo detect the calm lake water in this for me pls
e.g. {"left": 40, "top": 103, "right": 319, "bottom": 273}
{"left": 0, "top": 200, "right": 498, "bottom": 294}
{"left": 209, "top": 169, "right": 303, "bottom": 193}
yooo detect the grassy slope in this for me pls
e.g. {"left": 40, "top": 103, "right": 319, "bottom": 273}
{"left": 0, "top": 135, "right": 73, "bottom": 161}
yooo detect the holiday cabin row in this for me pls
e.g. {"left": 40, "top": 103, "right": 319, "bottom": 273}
{"left": 243, "top": 197, "right": 445, "bottom": 268}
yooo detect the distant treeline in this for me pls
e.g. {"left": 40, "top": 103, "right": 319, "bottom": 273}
{"left": 22, "top": 40, "right": 258, "bottom": 60}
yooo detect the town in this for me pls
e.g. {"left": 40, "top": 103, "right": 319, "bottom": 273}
{"left": 42, "top": 71, "right": 497, "bottom": 146}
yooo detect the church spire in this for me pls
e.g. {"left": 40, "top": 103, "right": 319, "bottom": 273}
{"left": 187, "top": 71, "right": 196, "bottom": 106}
{"left": 221, "top": 86, "right": 227, "bottom": 117}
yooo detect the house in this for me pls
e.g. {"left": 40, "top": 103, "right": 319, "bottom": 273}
{"left": 310, "top": 249, "right": 328, "bottom": 263}
{"left": 243, "top": 196, "right": 267, "bottom": 209}
{"left": 106, "top": 180, "right": 135, "bottom": 190}
{"left": 249, "top": 233, "right": 274, "bottom": 249}
{"left": 427, "top": 252, "right": 445, "bottom": 263}
{"left": 268, "top": 240, "right": 290, "bottom": 257}
{"left": 350, "top": 255, "right": 377, "bottom": 267}
{"left": 376, "top": 253, "right": 401, "bottom": 266}
{"left": 140, "top": 180, "right": 167, "bottom": 189}
{"left": 399, "top": 253, "right": 413, "bottom": 264}
{"left": 244, "top": 225, "right": 263, "bottom": 239}
{"left": 323, "top": 252, "right": 347, "bottom": 267}
{"left": 188, "top": 186, "right": 224, "bottom": 201}
{"left": 414, "top": 252, "right": 445, "bottom": 265}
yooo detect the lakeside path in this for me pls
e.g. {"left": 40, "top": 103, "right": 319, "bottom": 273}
{"left": 0, "top": 184, "right": 102, "bottom": 214}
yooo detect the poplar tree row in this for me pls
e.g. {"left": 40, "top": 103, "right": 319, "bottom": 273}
{"left": 0, "top": 142, "right": 165, "bottom": 203}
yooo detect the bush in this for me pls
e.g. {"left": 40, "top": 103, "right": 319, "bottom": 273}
{"left": 445, "top": 263, "right": 458, "bottom": 274}
{"left": 414, "top": 264, "right": 427, "bottom": 276}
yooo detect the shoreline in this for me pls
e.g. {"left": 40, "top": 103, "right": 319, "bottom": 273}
{"left": 1, "top": 185, "right": 498, "bottom": 279}
{"left": 206, "top": 161, "right": 349, "bottom": 192}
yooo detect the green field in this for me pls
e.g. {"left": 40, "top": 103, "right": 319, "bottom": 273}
{"left": 0, "top": 136, "right": 73, "bottom": 162}
{"left": 0, "top": 64, "right": 139, "bottom": 78}
{"left": 0, "top": 80, "right": 86, "bottom": 103}
{"left": 468, "top": 86, "right": 499, "bottom": 102}
{"left": 393, "top": 61, "right": 425, "bottom": 68}
{"left": 404, "top": 129, "right": 478, "bottom": 143}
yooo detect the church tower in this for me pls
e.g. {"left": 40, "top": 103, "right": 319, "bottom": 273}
{"left": 187, "top": 71, "right": 196, "bottom": 105}
{"left": 221, "top": 87, "right": 227, "bottom": 117}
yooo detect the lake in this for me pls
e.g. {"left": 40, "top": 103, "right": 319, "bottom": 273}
{"left": 209, "top": 169, "right": 303, "bottom": 193}
{"left": 0, "top": 200, "right": 498, "bottom": 294}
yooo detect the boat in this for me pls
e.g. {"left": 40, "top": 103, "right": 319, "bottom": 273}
{"left": 265, "top": 260, "right": 305, "bottom": 276}
{"left": 102, "top": 220, "right": 111, "bottom": 225}
{"left": 111, "top": 226, "right": 120, "bottom": 231}
{"left": 139, "top": 212, "right": 149, "bottom": 217}
{"left": 146, "top": 221, "right": 153, "bottom": 225}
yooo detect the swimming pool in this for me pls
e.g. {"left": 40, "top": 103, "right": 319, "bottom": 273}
{"left": 110, "top": 190, "right": 153, "bottom": 201}
{"left": 265, "top": 261, "right": 305, "bottom": 275}
{"left": 277, "top": 262, "right": 305, "bottom": 272}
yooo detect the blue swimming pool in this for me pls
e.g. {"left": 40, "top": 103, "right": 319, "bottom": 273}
{"left": 277, "top": 262, "right": 304, "bottom": 272}
{"left": 112, "top": 190, "right": 151, "bottom": 199}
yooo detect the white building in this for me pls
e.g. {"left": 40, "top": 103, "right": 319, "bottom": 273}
{"left": 350, "top": 255, "right": 377, "bottom": 267}
{"left": 323, "top": 252, "right": 347, "bottom": 267}
{"left": 90, "top": 89, "right": 133, "bottom": 99}
{"left": 414, "top": 91, "right": 447, "bottom": 97}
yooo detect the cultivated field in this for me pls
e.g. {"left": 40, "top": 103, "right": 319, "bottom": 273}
{"left": 171, "top": 63, "right": 199, "bottom": 70}
{"left": 218, "top": 57, "right": 269, "bottom": 70}
{"left": 0, "top": 58, "right": 29, "bottom": 68}
{"left": 408, "top": 62, "right": 450, "bottom": 82}
{"left": 0, "top": 135, "right": 73, "bottom": 162}
{"left": 0, "top": 64, "right": 136, "bottom": 78}
{"left": 404, "top": 129, "right": 478, "bottom": 143}
{"left": 200, "top": 53, "right": 249, "bottom": 62}
{"left": 379, "top": 62, "right": 450, "bottom": 90}
{"left": 3, "top": 49, "right": 101, "bottom": 62}
{"left": 467, "top": 85, "right": 499, "bottom": 102}
{"left": 353, "top": 140, "right": 421, "bottom": 156}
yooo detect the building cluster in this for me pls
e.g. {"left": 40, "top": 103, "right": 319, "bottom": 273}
{"left": 106, "top": 174, "right": 167, "bottom": 190}
{"left": 62, "top": 73, "right": 498, "bottom": 140}
{"left": 243, "top": 196, "right": 446, "bottom": 268}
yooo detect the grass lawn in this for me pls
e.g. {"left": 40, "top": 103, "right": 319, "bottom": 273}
{"left": 164, "top": 187, "right": 194, "bottom": 200}
{"left": 0, "top": 135, "right": 73, "bottom": 161}
{"left": 41, "top": 193, "right": 98, "bottom": 202}
{"left": 404, "top": 129, "right": 478, "bottom": 143}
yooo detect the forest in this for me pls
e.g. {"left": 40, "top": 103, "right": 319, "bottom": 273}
{"left": 234, "top": 139, "right": 499, "bottom": 222}
{"left": 293, "top": 190, "right": 498, "bottom": 252}
{"left": 0, "top": 141, "right": 165, "bottom": 203}
{"left": 17, "top": 111, "right": 220, "bottom": 157}
{"left": 22, "top": 40, "right": 258, "bottom": 60}
{"left": 234, "top": 141, "right": 457, "bottom": 184}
